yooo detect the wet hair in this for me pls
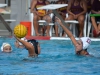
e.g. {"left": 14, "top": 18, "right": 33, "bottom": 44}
{"left": 84, "top": 49, "right": 87, "bottom": 51}
{"left": 76, "top": 49, "right": 87, "bottom": 55}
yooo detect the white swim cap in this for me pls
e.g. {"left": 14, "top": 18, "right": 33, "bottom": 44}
{"left": 1, "top": 43, "right": 12, "bottom": 51}
{"left": 21, "top": 37, "right": 27, "bottom": 41}
{"left": 80, "top": 37, "right": 91, "bottom": 50}
{"left": 19, "top": 37, "right": 27, "bottom": 45}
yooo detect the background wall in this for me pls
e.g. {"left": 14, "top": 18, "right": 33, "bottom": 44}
{"left": 10, "top": 0, "right": 31, "bottom": 30}
{"left": 0, "top": 0, "right": 5, "bottom": 3}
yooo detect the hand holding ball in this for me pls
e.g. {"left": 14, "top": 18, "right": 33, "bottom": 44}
{"left": 14, "top": 24, "right": 27, "bottom": 38}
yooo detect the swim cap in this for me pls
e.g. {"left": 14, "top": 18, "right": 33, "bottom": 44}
{"left": 80, "top": 37, "right": 91, "bottom": 50}
{"left": 1, "top": 43, "right": 12, "bottom": 51}
{"left": 19, "top": 37, "right": 27, "bottom": 45}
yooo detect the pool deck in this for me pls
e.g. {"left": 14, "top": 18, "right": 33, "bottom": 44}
{"left": 25, "top": 36, "right": 100, "bottom": 41}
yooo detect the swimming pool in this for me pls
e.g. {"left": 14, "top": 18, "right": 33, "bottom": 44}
{"left": 0, "top": 37, "right": 100, "bottom": 75}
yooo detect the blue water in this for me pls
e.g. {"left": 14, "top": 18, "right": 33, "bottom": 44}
{"left": 0, "top": 37, "right": 100, "bottom": 75}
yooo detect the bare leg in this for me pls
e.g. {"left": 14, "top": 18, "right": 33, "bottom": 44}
{"left": 55, "top": 25, "right": 58, "bottom": 37}
{"left": 46, "top": 25, "right": 51, "bottom": 36}
{"left": 78, "top": 15, "right": 85, "bottom": 37}
{"left": 43, "top": 15, "right": 51, "bottom": 36}
{"left": 33, "top": 13, "right": 40, "bottom": 36}
{"left": 91, "top": 17, "right": 99, "bottom": 34}
{"left": 98, "top": 23, "right": 100, "bottom": 33}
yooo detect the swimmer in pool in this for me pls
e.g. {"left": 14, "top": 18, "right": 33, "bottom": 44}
{"left": 14, "top": 35, "right": 41, "bottom": 57}
{"left": 56, "top": 17, "right": 91, "bottom": 56}
{"left": 1, "top": 43, "right": 12, "bottom": 53}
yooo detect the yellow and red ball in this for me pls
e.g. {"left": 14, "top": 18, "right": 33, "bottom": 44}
{"left": 14, "top": 24, "right": 27, "bottom": 38}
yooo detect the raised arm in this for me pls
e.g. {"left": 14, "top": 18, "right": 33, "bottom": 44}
{"left": 14, "top": 35, "right": 36, "bottom": 57}
{"left": 56, "top": 17, "right": 78, "bottom": 46}
{"left": 77, "top": 0, "right": 87, "bottom": 16}
{"left": 30, "top": 0, "right": 37, "bottom": 13}
{"left": 67, "top": 0, "right": 75, "bottom": 16}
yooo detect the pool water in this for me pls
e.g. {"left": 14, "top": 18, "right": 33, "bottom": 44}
{"left": 0, "top": 37, "right": 100, "bottom": 75}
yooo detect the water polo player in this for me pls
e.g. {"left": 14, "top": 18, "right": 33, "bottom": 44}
{"left": 1, "top": 43, "right": 12, "bottom": 53}
{"left": 56, "top": 17, "right": 91, "bottom": 55}
{"left": 14, "top": 35, "right": 41, "bottom": 57}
